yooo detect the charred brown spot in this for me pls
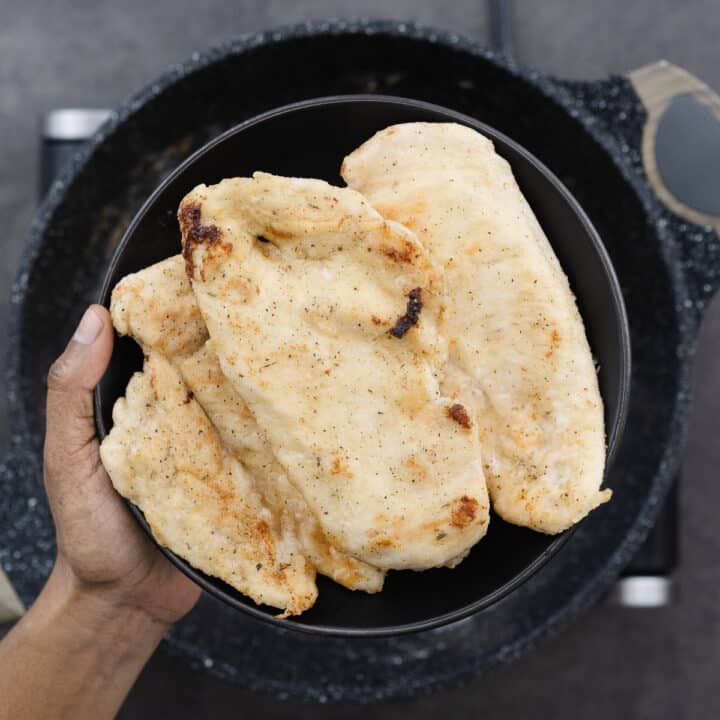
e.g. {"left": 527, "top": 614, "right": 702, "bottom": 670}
{"left": 267, "top": 225, "right": 293, "bottom": 240}
{"left": 546, "top": 329, "right": 561, "bottom": 358}
{"left": 371, "top": 315, "right": 384, "bottom": 326}
{"left": 183, "top": 390, "right": 194, "bottom": 405}
{"left": 404, "top": 456, "right": 428, "bottom": 479}
{"left": 373, "top": 538, "right": 395, "bottom": 548}
{"left": 380, "top": 242, "right": 414, "bottom": 264}
{"left": 179, "top": 202, "right": 230, "bottom": 278}
{"left": 330, "top": 457, "right": 352, "bottom": 477}
{"left": 451, "top": 496, "right": 479, "bottom": 529}
{"left": 448, "top": 403, "right": 472, "bottom": 429}
{"left": 254, "top": 519, "right": 279, "bottom": 570}
{"left": 389, "top": 287, "right": 423, "bottom": 338}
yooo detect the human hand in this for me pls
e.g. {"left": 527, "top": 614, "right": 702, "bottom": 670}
{"left": 0, "top": 305, "right": 201, "bottom": 719}
{"left": 43, "top": 304, "right": 201, "bottom": 626}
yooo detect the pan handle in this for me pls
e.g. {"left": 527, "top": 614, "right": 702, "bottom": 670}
{"left": 628, "top": 62, "right": 720, "bottom": 300}
{"left": 40, "top": 109, "right": 113, "bottom": 199}
{"left": 629, "top": 62, "right": 720, "bottom": 231}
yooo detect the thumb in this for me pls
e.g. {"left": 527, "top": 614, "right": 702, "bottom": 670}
{"left": 44, "top": 305, "right": 114, "bottom": 471}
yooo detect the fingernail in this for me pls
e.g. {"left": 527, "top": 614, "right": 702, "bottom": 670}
{"left": 73, "top": 307, "right": 103, "bottom": 345}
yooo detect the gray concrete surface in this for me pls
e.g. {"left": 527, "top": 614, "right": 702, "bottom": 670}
{"left": 1, "top": 1, "right": 719, "bottom": 718}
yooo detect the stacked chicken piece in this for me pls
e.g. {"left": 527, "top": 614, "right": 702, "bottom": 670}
{"left": 100, "top": 124, "right": 609, "bottom": 616}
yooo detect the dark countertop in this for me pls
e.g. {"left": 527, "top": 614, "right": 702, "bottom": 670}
{"left": 1, "top": 2, "right": 719, "bottom": 718}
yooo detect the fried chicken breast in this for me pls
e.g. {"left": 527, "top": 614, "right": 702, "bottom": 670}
{"left": 99, "top": 352, "right": 317, "bottom": 615}
{"left": 180, "top": 173, "right": 489, "bottom": 569}
{"left": 342, "top": 123, "right": 608, "bottom": 534}
{"left": 109, "top": 256, "right": 385, "bottom": 593}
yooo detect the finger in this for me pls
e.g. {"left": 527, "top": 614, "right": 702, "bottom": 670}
{"left": 44, "top": 305, "right": 114, "bottom": 476}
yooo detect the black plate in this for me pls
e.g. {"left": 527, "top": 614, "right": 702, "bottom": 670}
{"left": 95, "top": 95, "right": 630, "bottom": 637}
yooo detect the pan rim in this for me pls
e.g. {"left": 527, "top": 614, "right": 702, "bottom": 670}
{"left": 94, "top": 93, "right": 631, "bottom": 638}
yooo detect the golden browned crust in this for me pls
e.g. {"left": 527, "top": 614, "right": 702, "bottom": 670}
{"left": 451, "top": 496, "right": 479, "bottom": 529}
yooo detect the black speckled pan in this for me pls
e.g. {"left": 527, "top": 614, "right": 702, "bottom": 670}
{"left": 2, "top": 20, "right": 719, "bottom": 703}
{"left": 94, "top": 95, "right": 631, "bottom": 637}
